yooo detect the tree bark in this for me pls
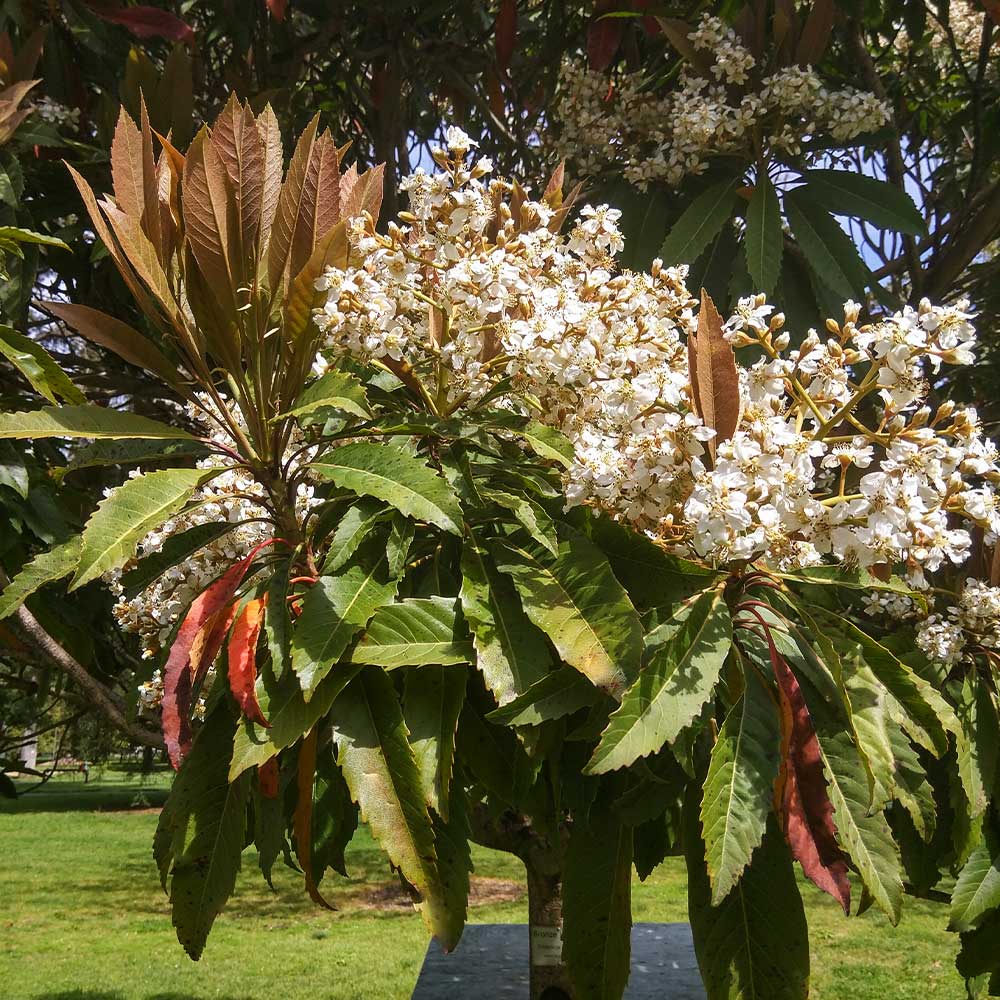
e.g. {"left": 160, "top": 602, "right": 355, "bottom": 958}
{"left": 524, "top": 849, "right": 575, "bottom": 1000}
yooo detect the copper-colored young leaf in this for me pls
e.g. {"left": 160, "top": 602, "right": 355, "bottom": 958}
{"left": 162, "top": 550, "right": 262, "bottom": 768}
{"left": 87, "top": 4, "right": 195, "bottom": 43}
{"left": 11, "top": 25, "right": 47, "bottom": 83}
{"left": 111, "top": 109, "right": 146, "bottom": 222}
{"left": 772, "top": 643, "right": 851, "bottom": 914}
{"left": 288, "top": 128, "right": 341, "bottom": 277}
{"left": 228, "top": 596, "right": 269, "bottom": 728}
{"left": 42, "top": 301, "right": 182, "bottom": 388}
{"left": 796, "top": 0, "right": 835, "bottom": 66}
{"left": 267, "top": 114, "right": 319, "bottom": 293}
{"left": 182, "top": 126, "right": 236, "bottom": 314}
{"left": 691, "top": 289, "right": 740, "bottom": 460}
{"left": 655, "top": 17, "right": 713, "bottom": 74}
{"left": 495, "top": 0, "right": 517, "bottom": 72}
{"left": 284, "top": 221, "right": 349, "bottom": 345}
{"left": 189, "top": 600, "right": 239, "bottom": 685}
{"left": 212, "top": 95, "right": 265, "bottom": 275}
{"left": 587, "top": 6, "right": 623, "bottom": 70}
{"left": 257, "top": 104, "right": 284, "bottom": 254}
{"left": 258, "top": 758, "right": 279, "bottom": 799}
{"left": 101, "top": 199, "right": 176, "bottom": 316}
{"left": 293, "top": 728, "right": 336, "bottom": 910}
{"left": 542, "top": 160, "right": 565, "bottom": 211}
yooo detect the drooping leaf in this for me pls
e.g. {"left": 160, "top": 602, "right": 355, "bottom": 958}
{"left": 153, "top": 704, "right": 249, "bottom": 961}
{"left": 951, "top": 821, "right": 1000, "bottom": 932}
{"left": 955, "top": 674, "right": 1000, "bottom": 820}
{"left": 70, "top": 467, "right": 220, "bottom": 590}
{"left": 689, "top": 289, "right": 740, "bottom": 459}
{"left": 311, "top": 745, "right": 359, "bottom": 883}
{"left": 0, "top": 536, "right": 81, "bottom": 620}
{"left": 744, "top": 173, "right": 783, "bottom": 295}
{"left": 61, "top": 438, "right": 206, "bottom": 476}
{"left": 801, "top": 169, "right": 926, "bottom": 236}
{"left": 312, "top": 443, "right": 463, "bottom": 534}
{"left": 459, "top": 535, "right": 551, "bottom": 705}
{"left": 659, "top": 177, "right": 739, "bottom": 266}
{"left": 486, "top": 668, "right": 601, "bottom": 727}
{"left": 0, "top": 405, "right": 196, "bottom": 441}
{"left": 491, "top": 534, "right": 642, "bottom": 696}
{"left": 0, "top": 325, "right": 85, "bottom": 404}
{"left": 87, "top": 4, "right": 195, "bottom": 42}
{"left": 265, "top": 561, "right": 292, "bottom": 680}
{"left": 701, "top": 663, "right": 782, "bottom": 905}
{"left": 292, "top": 728, "right": 335, "bottom": 909}
{"left": 563, "top": 802, "right": 633, "bottom": 1000}
{"left": 403, "top": 665, "right": 467, "bottom": 818}
{"left": 820, "top": 731, "right": 904, "bottom": 924}
{"left": 587, "top": 588, "right": 731, "bottom": 774}
{"left": 228, "top": 597, "right": 269, "bottom": 728}
{"left": 350, "top": 597, "right": 474, "bottom": 669}
{"left": 290, "top": 552, "right": 399, "bottom": 698}
{"left": 281, "top": 369, "right": 371, "bottom": 422}
{"left": 329, "top": 666, "right": 458, "bottom": 949}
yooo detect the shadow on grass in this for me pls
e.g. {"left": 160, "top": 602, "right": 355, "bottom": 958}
{"left": 35, "top": 994, "right": 252, "bottom": 1000}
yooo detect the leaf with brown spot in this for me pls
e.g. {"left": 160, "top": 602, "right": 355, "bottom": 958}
{"left": 772, "top": 641, "right": 851, "bottom": 914}
{"left": 293, "top": 728, "right": 336, "bottom": 910}
{"left": 690, "top": 289, "right": 740, "bottom": 460}
{"left": 228, "top": 596, "right": 269, "bottom": 728}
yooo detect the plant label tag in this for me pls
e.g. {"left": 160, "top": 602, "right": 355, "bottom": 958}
{"left": 530, "top": 925, "right": 563, "bottom": 966}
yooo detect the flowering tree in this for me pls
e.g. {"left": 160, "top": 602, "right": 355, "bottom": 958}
{"left": 2, "top": 94, "right": 1000, "bottom": 1000}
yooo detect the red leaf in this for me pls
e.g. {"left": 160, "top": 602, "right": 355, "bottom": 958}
{"left": 293, "top": 728, "right": 336, "bottom": 910}
{"left": 771, "top": 645, "right": 851, "bottom": 914}
{"left": 228, "top": 596, "right": 270, "bottom": 728}
{"left": 495, "top": 0, "right": 518, "bottom": 73}
{"left": 85, "top": 3, "right": 195, "bottom": 43}
{"left": 258, "top": 758, "right": 279, "bottom": 799}
{"left": 266, "top": 0, "right": 288, "bottom": 21}
{"left": 161, "top": 540, "right": 280, "bottom": 768}
{"left": 587, "top": 8, "right": 624, "bottom": 71}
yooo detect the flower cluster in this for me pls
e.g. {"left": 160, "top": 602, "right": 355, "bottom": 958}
{"left": 550, "top": 13, "right": 890, "bottom": 190}
{"left": 31, "top": 96, "right": 80, "bottom": 130}
{"left": 915, "top": 581, "right": 1000, "bottom": 665}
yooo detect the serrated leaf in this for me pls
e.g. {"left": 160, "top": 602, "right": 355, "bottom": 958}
{"left": 820, "top": 731, "right": 904, "bottom": 924}
{"left": 228, "top": 597, "right": 268, "bottom": 728}
{"left": 282, "top": 369, "right": 371, "bottom": 422}
{"left": 689, "top": 290, "right": 740, "bottom": 459}
{"left": 321, "top": 499, "right": 389, "bottom": 573}
{"left": 785, "top": 188, "right": 870, "bottom": 298}
{"left": 62, "top": 438, "right": 206, "bottom": 475}
{"left": 563, "top": 803, "right": 633, "bottom": 1000}
{"left": 744, "top": 174, "right": 783, "bottom": 294}
{"left": 291, "top": 552, "right": 398, "bottom": 698}
{"left": 0, "top": 226, "right": 69, "bottom": 251}
{"left": 587, "top": 588, "right": 731, "bottom": 773}
{"left": 153, "top": 704, "right": 249, "bottom": 960}
{"left": 120, "top": 521, "right": 235, "bottom": 599}
{"left": 403, "top": 665, "right": 467, "bottom": 818}
{"left": 0, "top": 325, "right": 85, "bottom": 404}
{"left": 951, "top": 823, "right": 1000, "bottom": 932}
{"left": 312, "top": 443, "right": 463, "bottom": 534}
{"left": 701, "top": 664, "right": 782, "bottom": 905}
{"left": 459, "top": 536, "right": 551, "bottom": 705}
{"left": 956, "top": 674, "right": 1000, "bottom": 820}
{"left": 0, "top": 405, "right": 196, "bottom": 441}
{"left": 486, "top": 668, "right": 600, "bottom": 726}
{"left": 70, "top": 467, "right": 220, "bottom": 590}
{"left": 329, "top": 666, "right": 458, "bottom": 949}
{"left": 660, "top": 177, "right": 738, "bottom": 265}
{"left": 350, "top": 597, "right": 474, "bottom": 669}
{"left": 491, "top": 490, "right": 558, "bottom": 556}
{"left": 0, "top": 536, "right": 81, "bottom": 620}
{"left": 801, "top": 169, "right": 926, "bottom": 236}
{"left": 517, "top": 421, "right": 574, "bottom": 468}
{"left": 491, "top": 534, "right": 642, "bottom": 696}
{"left": 264, "top": 561, "right": 292, "bottom": 679}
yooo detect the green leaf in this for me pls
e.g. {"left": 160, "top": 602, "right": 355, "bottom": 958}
{"left": 322, "top": 498, "right": 390, "bottom": 573}
{"left": 61, "top": 438, "right": 207, "bottom": 475}
{"left": 687, "top": 795, "right": 810, "bottom": 1000}
{"left": 775, "top": 564, "right": 913, "bottom": 595}
{"left": 841, "top": 655, "right": 896, "bottom": 813}
{"left": 820, "top": 731, "right": 904, "bottom": 925}
{"left": 0, "top": 325, "right": 85, "bottom": 404}
{"left": 70, "top": 468, "right": 221, "bottom": 591}
{"left": 312, "top": 443, "right": 463, "bottom": 534}
{"left": 660, "top": 177, "right": 739, "bottom": 265}
{"left": 0, "top": 440, "right": 28, "bottom": 497}
{"left": 744, "top": 174, "right": 783, "bottom": 295}
{"left": 0, "top": 226, "right": 70, "bottom": 251}
{"left": 153, "top": 704, "right": 250, "bottom": 960}
{"left": 459, "top": 536, "right": 551, "bottom": 705}
{"left": 951, "top": 822, "right": 1000, "bottom": 932}
{"left": 800, "top": 170, "right": 927, "bottom": 236}
{"left": 403, "top": 665, "right": 467, "bottom": 818}
{"left": 955, "top": 674, "right": 1000, "bottom": 820}
{"left": 280, "top": 368, "right": 371, "bottom": 421}
{"left": 329, "top": 666, "right": 457, "bottom": 948}
{"left": 310, "top": 746, "right": 359, "bottom": 883}
{"left": 486, "top": 668, "right": 600, "bottom": 727}
{"left": 264, "top": 561, "right": 292, "bottom": 679}
{"left": 700, "top": 663, "right": 782, "bottom": 905}
{"left": 350, "top": 597, "right": 474, "bottom": 669}
{"left": 563, "top": 802, "right": 633, "bottom": 1000}
{"left": 491, "top": 490, "right": 559, "bottom": 556}
{"left": 0, "top": 405, "right": 196, "bottom": 441}
{"left": 291, "top": 552, "right": 399, "bottom": 698}
{"left": 517, "top": 421, "right": 574, "bottom": 468}
{"left": 120, "top": 521, "right": 235, "bottom": 599}
{"left": 491, "top": 533, "right": 642, "bottom": 696}
{"left": 785, "top": 188, "right": 870, "bottom": 298}
{"left": 0, "top": 536, "right": 81, "bottom": 620}
{"left": 587, "top": 588, "right": 731, "bottom": 774}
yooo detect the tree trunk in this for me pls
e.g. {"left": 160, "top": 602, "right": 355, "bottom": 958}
{"left": 524, "top": 846, "right": 575, "bottom": 1000}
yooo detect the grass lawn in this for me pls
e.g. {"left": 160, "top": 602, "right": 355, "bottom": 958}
{"left": 1, "top": 772, "right": 964, "bottom": 999}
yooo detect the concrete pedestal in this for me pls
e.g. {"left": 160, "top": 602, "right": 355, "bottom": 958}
{"left": 412, "top": 923, "right": 705, "bottom": 999}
